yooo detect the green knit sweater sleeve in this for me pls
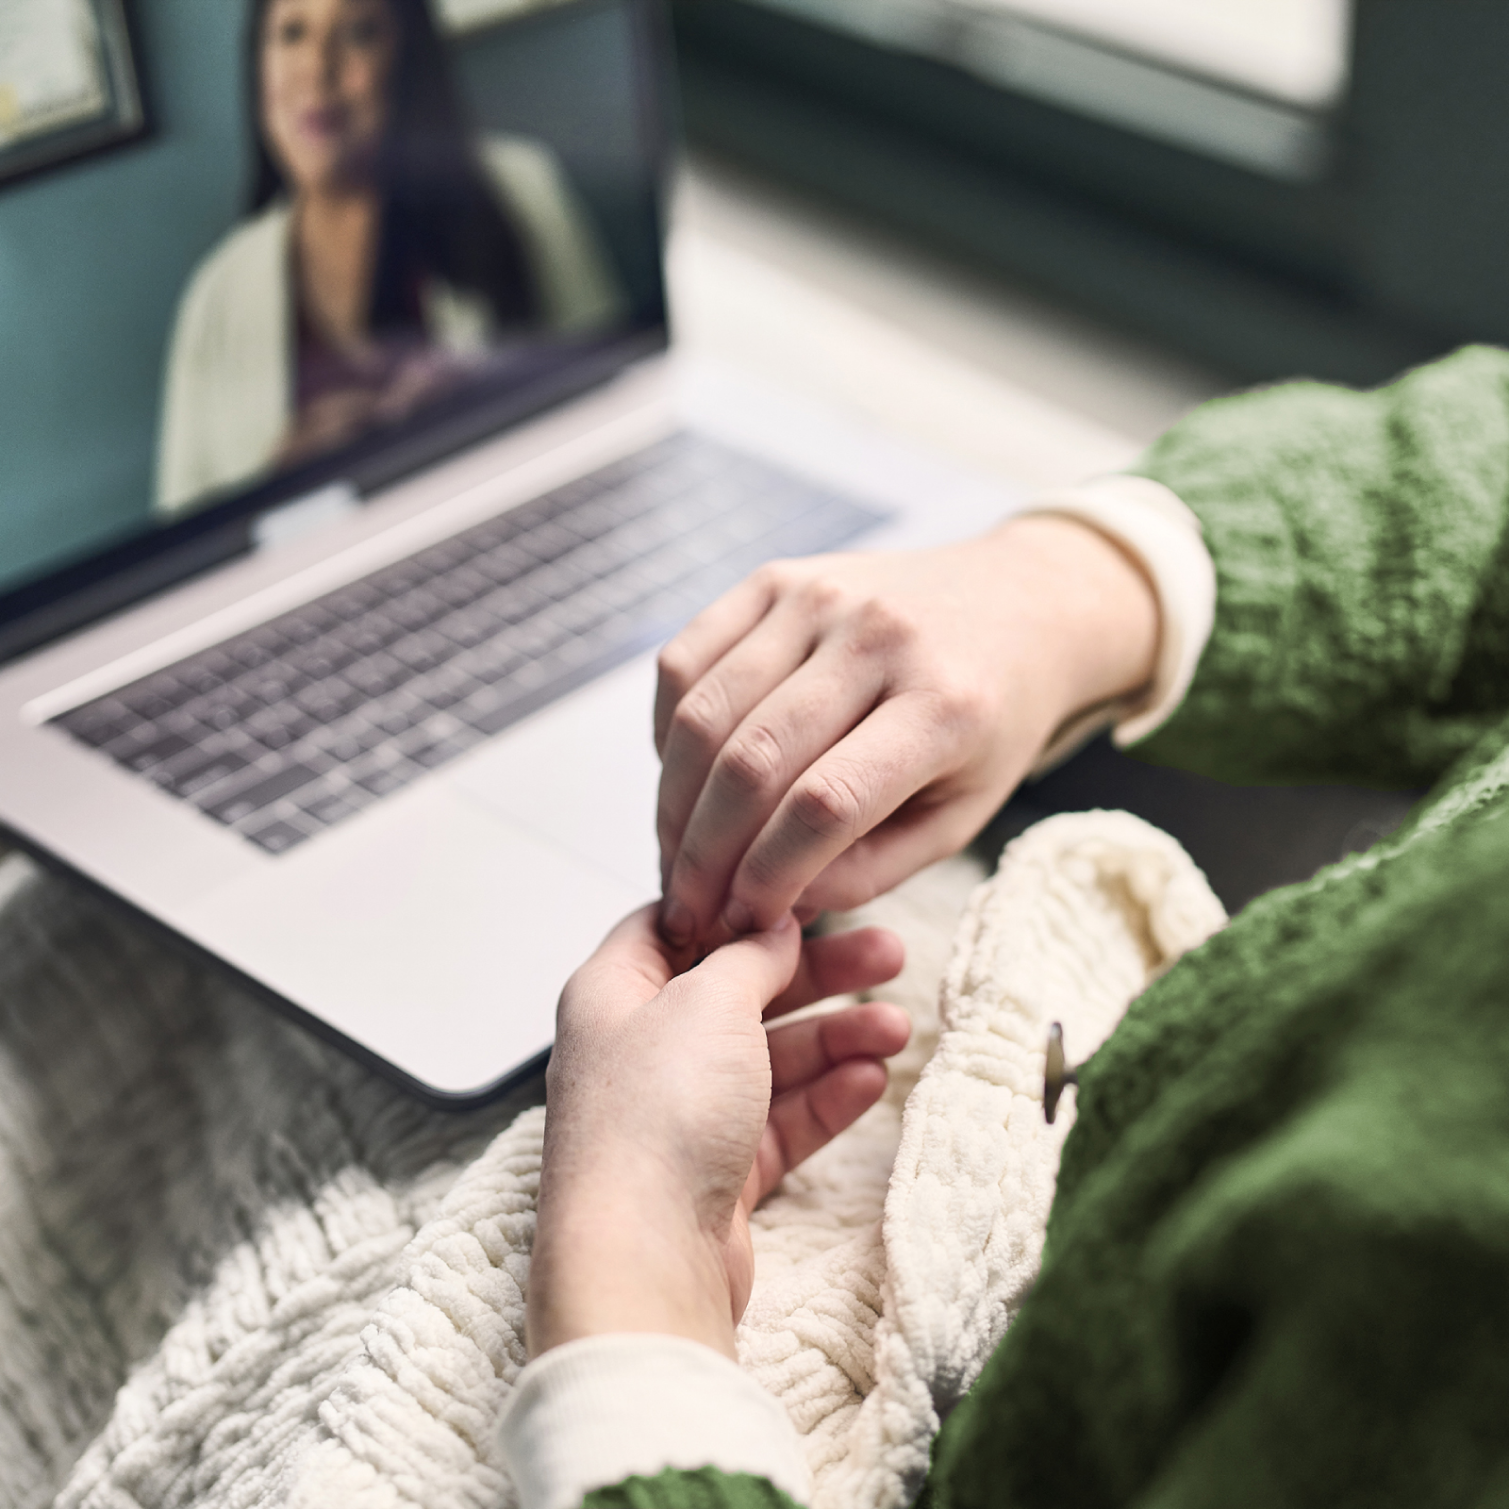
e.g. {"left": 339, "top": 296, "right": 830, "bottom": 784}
{"left": 584, "top": 1468, "right": 801, "bottom": 1509}
{"left": 926, "top": 763, "right": 1509, "bottom": 1509}
{"left": 1131, "top": 344, "right": 1509, "bottom": 786}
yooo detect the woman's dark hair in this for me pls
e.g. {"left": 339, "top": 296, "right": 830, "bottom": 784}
{"left": 247, "top": 0, "right": 538, "bottom": 333}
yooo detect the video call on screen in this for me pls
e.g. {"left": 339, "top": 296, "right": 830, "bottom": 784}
{"left": 0, "top": 0, "right": 662, "bottom": 599}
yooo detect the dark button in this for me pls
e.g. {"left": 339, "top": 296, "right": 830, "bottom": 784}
{"left": 1043, "top": 1022, "right": 1081, "bottom": 1125}
{"left": 410, "top": 736, "right": 474, "bottom": 770}
{"left": 57, "top": 699, "right": 133, "bottom": 746}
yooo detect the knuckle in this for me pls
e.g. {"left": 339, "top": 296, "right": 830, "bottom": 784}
{"left": 675, "top": 841, "right": 716, "bottom": 883}
{"left": 752, "top": 559, "right": 791, "bottom": 593}
{"left": 923, "top": 675, "right": 992, "bottom": 735}
{"left": 669, "top": 682, "right": 728, "bottom": 751}
{"left": 670, "top": 820, "right": 719, "bottom": 884}
{"left": 795, "top": 573, "right": 846, "bottom": 618}
{"left": 849, "top": 596, "right": 916, "bottom": 655}
{"left": 791, "top": 767, "right": 866, "bottom": 842}
{"left": 738, "top": 839, "right": 787, "bottom": 896}
{"left": 718, "top": 724, "right": 784, "bottom": 797}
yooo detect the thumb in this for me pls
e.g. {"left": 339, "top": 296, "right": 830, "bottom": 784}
{"left": 571, "top": 904, "right": 686, "bottom": 1005}
{"left": 677, "top": 912, "right": 803, "bottom": 1018}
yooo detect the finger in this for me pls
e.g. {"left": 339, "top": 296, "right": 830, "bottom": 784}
{"left": 749, "top": 1059, "right": 890, "bottom": 1202}
{"left": 763, "top": 927, "right": 904, "bottom": 1021}
{"left": 656, "top": 598, "right": 823, "bottom": 897}
{"left": 721, "top": 693, "right": 963, "bottom": 935}
{"left": 662, "top": 639, "right": 889, "bottom": 944}
{"left": 766, "top": 1000, "right": 911, "bottom": 1094}
{"left": 794, "top": 790, "right": 1003, "bottom": 917}
{"left": 667, "top": 911, "right": 803, "bottom": 1021}
{"left": 654, "top": 573, "right": 779, "bottom": 755}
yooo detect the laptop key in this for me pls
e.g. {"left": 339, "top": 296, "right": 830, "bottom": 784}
{"left": 241, "top": 817, "right": 313, "bottom": 855}
{"left": 59, "top": 700, "right": 134, "bottom": 747}
{"left": 409, "top": 735, "right": 476, "bottom": 770}
{"left": 299, "top": 787, "right": 371, "bottom": 826}
{"left": 119, "top": 729, "right": 195, "bottom": 772}
{"left": 390, "top": 632, "right": 448, "bottom": 673}
{"left": 250, "top": 721, "right": 296, "bottom": 752}
{"left": 285, "top": 643, "right": 347, "bottom": 680}
{"left": 200, "top": 762, "right": 324, "bottom": 824}
{"left": 155, "top": 747, "right": 253, "bottom": 797}
{"left": 120, "top": 684, "right": 185, "bottom": 723}
{"left": 353, "top": 761, "right": 423, "bottom": 797}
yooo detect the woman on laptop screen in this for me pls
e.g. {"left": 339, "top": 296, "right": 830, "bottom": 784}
{"left": 156, "top": 0, "right": 623, "bottom": 515}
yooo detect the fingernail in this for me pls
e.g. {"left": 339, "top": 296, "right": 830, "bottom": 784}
{"left": 721, "top": 898, "right": 756, "bottom": 936}
{"left": 660, "top": 899, "right": 694, "bottom": 945}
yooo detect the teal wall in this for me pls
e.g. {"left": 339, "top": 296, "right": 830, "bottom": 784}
{"left": 0, "top": 0, "right": 657, "bottom": 599}
{"left": 0, "top": 0, "right": 247, "bottom": 594}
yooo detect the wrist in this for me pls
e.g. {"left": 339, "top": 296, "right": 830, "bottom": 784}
{"left": 986, "top": 513, "right": 1160, "bottom": 727}
{"left": 529, "top": 1177, "right": 738, "bottom": 1361}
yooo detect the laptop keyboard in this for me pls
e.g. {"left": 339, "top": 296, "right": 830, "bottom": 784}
{"left": 52, "top": 435, "right": 887, "bottom": 854}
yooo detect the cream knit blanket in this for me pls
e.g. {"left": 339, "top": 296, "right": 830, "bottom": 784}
{"left": 0, "top": 812, "right": 1224, "bottom": 1509}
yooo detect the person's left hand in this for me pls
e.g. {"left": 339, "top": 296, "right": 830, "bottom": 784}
{"left": 527, "top": 906, "right": 909, "bottom": 1360}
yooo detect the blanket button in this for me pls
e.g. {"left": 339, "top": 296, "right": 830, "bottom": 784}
{"left": 1044, "top": 1022, "right": 1081, "bottom": 1124}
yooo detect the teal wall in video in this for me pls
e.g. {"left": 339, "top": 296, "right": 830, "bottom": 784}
{"left": 0, "top": 0, "right": 246, "bottom": 594}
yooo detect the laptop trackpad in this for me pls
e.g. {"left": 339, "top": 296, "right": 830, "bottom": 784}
{"left": 177, "top": 780, "right": 644, "bottom": 1099}
{"left": 442, "top": 653, "right": 664, "bottom": 899}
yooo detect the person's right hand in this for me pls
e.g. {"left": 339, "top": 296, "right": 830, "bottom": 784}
{"left": 655, "top": 513, "right": 1161, "bottom": 947}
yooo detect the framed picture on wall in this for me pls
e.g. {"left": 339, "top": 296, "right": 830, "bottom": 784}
{"left": 0, "top": 0, "right": 145, "bottom": 187}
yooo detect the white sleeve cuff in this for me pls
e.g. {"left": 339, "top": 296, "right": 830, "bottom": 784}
{"left": 1022, "top": 474, "right": 1216, "bottom": 771}
{"left": 499, "top": 1335, "right": 811, "bottom": 1509}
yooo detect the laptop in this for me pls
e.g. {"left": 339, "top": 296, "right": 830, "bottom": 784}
{"left": 0, "top": 0, "right": 1010, "bottom": 1104}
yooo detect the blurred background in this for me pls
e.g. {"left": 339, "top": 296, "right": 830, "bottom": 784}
{"left": 670, "top": 0, "right": 1505, "bottom": 387}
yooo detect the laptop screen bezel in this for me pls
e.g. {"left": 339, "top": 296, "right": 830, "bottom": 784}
{"left": 0, "top": 0, "right": 678, "bottom": 669}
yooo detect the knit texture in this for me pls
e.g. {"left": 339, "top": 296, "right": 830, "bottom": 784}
{"left": 922, "top": 345, "right": 1509, "bottom": 1509}
{"left": 1132, "top": 344, "right": 1509, "bottom": 785}
{"left": 932, "top": 724, "right": 1509, "bottom": 1509}
{"left": 0, "top": 852, "right": 538, "bottom": 1509}
{"left": 0, "top": 810, "right": 1223, "bottom": 1508}
{"left": 736, "top": 814, "right": 1223, "bottom": 1509}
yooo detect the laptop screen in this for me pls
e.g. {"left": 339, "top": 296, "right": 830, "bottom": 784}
{"left": 0, "top": 0, "right": 669, "bottom": 646}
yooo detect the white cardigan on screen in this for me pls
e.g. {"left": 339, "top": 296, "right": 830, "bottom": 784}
{"left": 155, "top": 136, "right": 624, "bottom": 515}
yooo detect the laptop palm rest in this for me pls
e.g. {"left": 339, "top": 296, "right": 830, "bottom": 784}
{"left": 175, "top": 657, "right": 661, "bottom": 1102}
